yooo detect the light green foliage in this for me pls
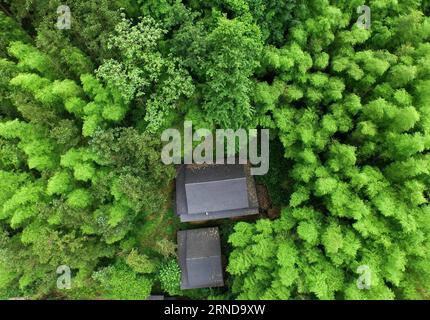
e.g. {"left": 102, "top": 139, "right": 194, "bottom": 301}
{"left": 8, "top": 41, "right": 60, "bottom": 79}
{"left": 46, "top": 171, "right": 73, "bottom": 195}
{"left": 158, "top": 259, "right": 181, "bottom": 296}
{"left": 80, "top": 74, "right": 128, "bottom": 136}
{"left": 92, "top": 263, "right": 153, "bottom": 300}
{"left": 66, "top": 189, "right": 92, "bottom": 209}
{"left": 0, "top": 15, "right": 175, "bottom": 298}
{"left": 0, "top": 120, "right": 58, "bottom": 170}
{"left": 227, "top": 0, "right": 430, "bottom": 300}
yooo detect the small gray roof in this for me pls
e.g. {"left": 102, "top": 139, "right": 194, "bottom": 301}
{"left": 146, "top": 295, "right": 165, "bottom": 300}
{"left": 185, "top": 163, "right": 245, "bottom": 183}
{"left": 177, "top": 227, "right": 224, "bottom": 290}
{"left": 175, "top": 163, "right": 259, "bottom": 222}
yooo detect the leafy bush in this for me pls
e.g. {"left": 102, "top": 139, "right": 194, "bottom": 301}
{"left": 158, "top": 259, "right": 181, "bottom": 296}
{"left": 92, "top": 263, "right": 153, "bottom": 300}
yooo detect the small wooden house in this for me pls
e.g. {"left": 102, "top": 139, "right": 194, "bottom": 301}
{"left": 175, "top": 163, "right": 259, "bottom": 222}
{"left": 177, "top": 227, "right": 224, "bottom": 290}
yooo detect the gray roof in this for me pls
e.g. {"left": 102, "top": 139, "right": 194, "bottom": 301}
{"left": 146, "top": 295, "right": 165, "bottom": 300}
{"left": 175, "top": 163, "right": 259, "bottom": 222}
{"left": 177, "top": 227, "right": 224, "bottom": 290}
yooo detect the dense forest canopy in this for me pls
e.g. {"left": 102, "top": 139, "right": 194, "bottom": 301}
{"left": 0, "top": 0, "right": 429, "bottom": 300}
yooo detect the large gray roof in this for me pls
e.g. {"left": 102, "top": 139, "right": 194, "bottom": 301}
{"left": 177, "top": 227, "right": 224, "bottom": 290}
{"left": 175, "top": 163, "right": 259, "bottom": 222}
